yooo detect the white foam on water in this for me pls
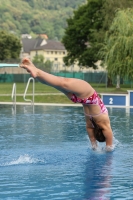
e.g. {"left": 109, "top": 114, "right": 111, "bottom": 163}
{"left": 2, "top": 154, "right": 44, "bottom": 166}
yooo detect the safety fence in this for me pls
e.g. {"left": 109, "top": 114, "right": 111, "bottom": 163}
{"left": 0, "top": 72, "right": 132, "bottom": 86}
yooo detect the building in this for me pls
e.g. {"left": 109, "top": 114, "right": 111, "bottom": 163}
{"left": 21, "top": 37, "right": 84, "bottom": 72}
{"left": 20, "top": 36, "right": 106, "bottom": 73}
{"left": 21, "top": 37, "right": 66, "bottom": 71}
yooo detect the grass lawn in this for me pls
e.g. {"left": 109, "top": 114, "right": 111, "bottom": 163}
{"left": 0, "top": 95, "right": 71, "bottom": 104}
{"left": 0, "top": 82, "right": 132, "bottom": 103}
{"left": 0, "top": 82, "right": 60, "bottom": 94}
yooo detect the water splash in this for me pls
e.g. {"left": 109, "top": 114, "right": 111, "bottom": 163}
{"left": 88, "top": 136, "right": 120, "bottom": 153}
{"left": 2, "top": 154, "right": 44, "bottom": 166}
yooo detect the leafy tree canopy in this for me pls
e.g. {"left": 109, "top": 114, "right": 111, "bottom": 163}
{"left": 102, "top": 0, "right": 133, "bottom": 31}
{"left": 62, "top": 0, "right": 105, "bottom": 68}
{"left": 32, "top": 54, "right": 44, "bottom": 64}
{"left": 32, "top": 54, "right": 53, "bottom": 73}
{"left": 101, "top": 9, "right": 133, "bottom": 80}
{"left": 0, "top": 0, "right": 85, "bottom": 40}
{"left": 0, "top": 30, "right": 21, "bottom": 61}
{"left": 62, "top": 0, "right": 133, "bottom": 68}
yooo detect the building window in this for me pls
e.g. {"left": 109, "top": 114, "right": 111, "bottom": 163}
{"left": 55, "top": 58, "right": 58, "bottom": 61}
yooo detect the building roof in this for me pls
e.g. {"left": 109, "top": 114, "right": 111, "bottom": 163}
{"left": 21, "top": 38, "right": 36, "bottom": 53}
{"left": 21, "top": 37, "right": 65, "bottom": 53}
{"left": 34, "top": 40, "right": 65, "bottom": 51}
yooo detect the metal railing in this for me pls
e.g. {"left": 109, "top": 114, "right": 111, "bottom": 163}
{"left": 11, "top": 83, "right": 16, "bottom": 114}
{"left": 23, "top": 77, "right": 35, "bottom": 105}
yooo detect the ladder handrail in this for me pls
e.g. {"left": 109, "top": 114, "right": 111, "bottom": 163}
{"left": 23, "top": 77, "right": 34, "bottom": 105}
{"left": 11, "top": 83, "right": 16, "bottom": 105}
{"left": 11, "top": 83, "right": 16, "bottom": 114}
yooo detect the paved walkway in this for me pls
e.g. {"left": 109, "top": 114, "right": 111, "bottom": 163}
{"left": 0, "top": 93, "right": 64, "bottom": 96}
{"left": 0, "top": 101, "right": 133, "bottom": 108}
{"left": 0, "top": 102, "right": 81, "bottom": 107}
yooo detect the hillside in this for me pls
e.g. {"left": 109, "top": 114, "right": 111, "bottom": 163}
{"left": 0, "top": 0, "right": 86, "bottom": 40}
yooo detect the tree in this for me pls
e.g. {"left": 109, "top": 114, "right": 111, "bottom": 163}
{"left": 62, "top": 0, "right": 133, "bottom": 69}
{"left": 102, "top": 0, "right": 133, "bottom": 31}
{"left": 62, "top": 0, "right": 105, "bottom": 68}
{"left": 0, "top": 0, "right": 86, "bottom": 40}
{"left": 100, "top": 9, "right": 133, "bottom": 88}
{"left": 44, "top": 60, "right": 53, "bottom": 73}
{"left": 33, "top": 55, "right": 53, "bottom": 73}
{"left": 0, "top": 30, "right": 21, "bottom": 61}
{"left": 32, "top": 54, "right": 44, "bottom": 63}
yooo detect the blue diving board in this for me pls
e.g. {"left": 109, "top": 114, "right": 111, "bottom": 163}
{"left": 0, "top": 64, "right": 19, "bottom": 68}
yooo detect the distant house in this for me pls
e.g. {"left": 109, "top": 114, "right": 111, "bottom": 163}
{"left": 21, "top": 36, "right": 105, "bottom": 72}
{"left": 21, "top": 37, "right": 69, "bottom": 72}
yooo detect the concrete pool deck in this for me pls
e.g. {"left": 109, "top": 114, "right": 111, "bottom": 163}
{"left": 0, "top": 101, "right": 133, "bottom": 108}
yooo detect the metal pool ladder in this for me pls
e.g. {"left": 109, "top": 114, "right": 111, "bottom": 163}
{"left": 23, "top": 77, "right": 35, "bottom": 105}
{"left": 11, "top": 83, "right": 16, "bottom": 114}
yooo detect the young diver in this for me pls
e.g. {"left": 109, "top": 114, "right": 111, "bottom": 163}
{"left": 20, "top": 58, "right": 113, "bottom": 151}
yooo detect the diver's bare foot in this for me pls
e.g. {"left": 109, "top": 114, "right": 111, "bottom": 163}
{"left": 20, "top": 58, "right": 38, "bottom": 78}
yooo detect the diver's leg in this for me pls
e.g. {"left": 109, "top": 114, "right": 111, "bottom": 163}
{"left": 20, "top": 58, "right": 94, "bottom": 96}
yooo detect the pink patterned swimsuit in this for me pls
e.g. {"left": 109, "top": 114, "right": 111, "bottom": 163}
{"left": 70, "top": 91, "right": 108, "bottom": 117}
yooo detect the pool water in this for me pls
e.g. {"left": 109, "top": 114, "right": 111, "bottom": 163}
{"left": 0, "top": 105, "right": 133, "bottom": 200}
